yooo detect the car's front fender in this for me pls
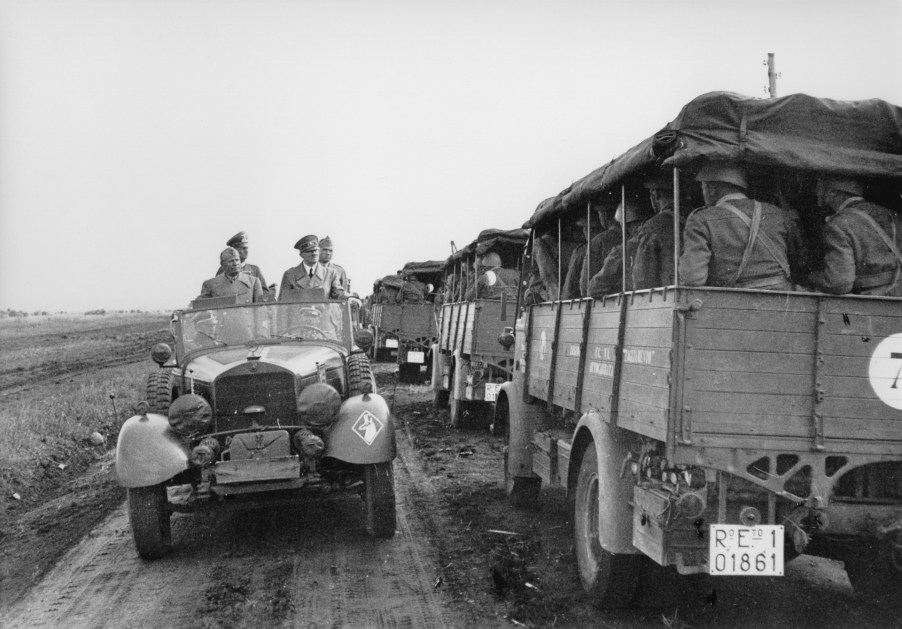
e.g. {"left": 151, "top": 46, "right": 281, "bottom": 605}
{"left": 324, "top": 393, "right": 396, "bottom": 464}
{"left": 115, "top": 413, "right": 189, "bottom": 488}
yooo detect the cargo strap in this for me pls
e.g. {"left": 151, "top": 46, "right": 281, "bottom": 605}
{"left": 848, "top": 207, "right": 902, "bottom": 292}
{"left": 719, "top": 201, "right": 792, "bottom": 287}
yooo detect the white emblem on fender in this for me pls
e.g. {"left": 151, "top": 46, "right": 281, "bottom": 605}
{"left": 868, "top": 333, "right": 902, "bottom": 410}
{"left": 352, "top": 410, "right": 384, "bottom": 445}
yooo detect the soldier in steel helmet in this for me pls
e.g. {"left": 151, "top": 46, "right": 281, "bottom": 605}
{"left": 465, "top": 251, "right": 519, "bottom": 300}
{"left": 679, "top": 162, "right": 807, "bottom": 290}
{"left": 808, "top": 176, "right": 902, "bottom": 296}
{"left": 215, "top": 231, "right": 275, "bottom": 297}
{"left": 587, "top": 194, "right": 653, "bottom": 298}
{"left": 279, "top": 235, "right": 345, "bottom": 300}
{"left": 198, "top": 247, "right": 263, "bottom": 304}
{"left": 318, "top": 235, "right": 349, "bottom": 292}
{"left": 631, "top": 173, "right": 689, "bottom": 290}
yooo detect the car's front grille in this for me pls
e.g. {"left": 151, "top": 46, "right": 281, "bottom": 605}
{"left": 213, "top": 367, "right": 297, "bottom": 432}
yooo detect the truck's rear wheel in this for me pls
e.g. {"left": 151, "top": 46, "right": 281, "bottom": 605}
{"left": 127, "top": 484, "right": 171, "bottom": 560}
{"left": 840, "top": 538, "right": 902, "bottom": 601}
{"left": 449, "top": 391, "right": 469, "bottom": 428}
{"left": 574, "top": 447, "right": 641, "bottom": 608}
{"left": 363, "top": 462, "right": 396, "bottom": 538}
{"left": 146, "top": 370, "right": 176, "bottom": 414}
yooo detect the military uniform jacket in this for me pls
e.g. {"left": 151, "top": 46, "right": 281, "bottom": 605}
{"left": 198, "top": 272, "right": 263, "bottom": 304}
{"left": 323, "top": 261, "right": 349, "bottom": 291}
{"left": 679, "top": 194, "right": 806, "bottom": 289}
{"left": 279, "top": 264, "right": 345, "bottom": 300}
{"left": 465, "top": 267, "right": 519, "bottom": 300}
{"left": 396, "top": 280, "right": 428, "bottom": 302}
{"left": 215, "top": 262, "right": 270, "bottom": 293}
{"left": 587, "top": 234, "right": 640, "bottom": 298}
{"left": 561, "top": 242, "right": 587, "bottom": 300}
{"left": 579, "top": 226, "right": 621, "bottom": 297}
{"left": 811, "top": 198, "right": 902, "bottom": 295}
{"left": 632, "top": 209, "right": 683, "bottom": 290}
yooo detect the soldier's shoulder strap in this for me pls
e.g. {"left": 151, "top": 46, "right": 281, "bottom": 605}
{"left": 720, "top": 201, "right": 791, "bottom": 285}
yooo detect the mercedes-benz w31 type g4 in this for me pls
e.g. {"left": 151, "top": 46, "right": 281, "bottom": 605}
{"left": 115, "top": 297, "right": 395, "bottom": 559}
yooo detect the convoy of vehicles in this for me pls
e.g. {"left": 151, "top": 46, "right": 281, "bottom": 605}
{"left": 431, "top": 228, "right": 528, "bottom": 427}
{"left": 116, "top": 297, "right": 395, "bottom": 559}
{"left": 118, "top": 90, "right": 902, "bottom": 610}
{"left": 494, "top": 91, "right": 902, "bottom": 605}
{"left": 370, "top": 260, "right": 443, "bottom": 383}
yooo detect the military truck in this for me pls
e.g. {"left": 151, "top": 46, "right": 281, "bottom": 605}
{"left": 432, "top": 228, "right": 528, "bottom": 427}
{"left": 370, "top": 260, "right": 444, "bottom": 383}
{"left": 496, "top": 92, "right": 902, "bottom": 606}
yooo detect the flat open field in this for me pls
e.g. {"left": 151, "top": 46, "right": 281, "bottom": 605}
{"left": 1, "top": 315, "right": 901, "bottom": 627}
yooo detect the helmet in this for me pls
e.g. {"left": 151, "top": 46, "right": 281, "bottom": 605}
{"left": 820, "top": 176, "right": 863, "bottom": 196}
{"left": 614, "top": 196, "right": 653, "bottom": 224}
{"left": 480, "top": 251, "right": 502, "bottom": 268}
{"left": 696, "top": 163, "right": 748, "bottom": 189}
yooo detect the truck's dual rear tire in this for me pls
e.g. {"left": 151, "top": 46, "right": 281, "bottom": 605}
{"left": 838, "top": 539, "right": 902, "bottom": 601}
{"left": 574, "top": 447, "right": 641, "bottom": 608}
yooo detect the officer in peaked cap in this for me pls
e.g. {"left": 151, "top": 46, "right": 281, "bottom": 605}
{"left": 809, "top": 175, "right": 902, "bottom": 296}
{"left": 679, "top": 162, "right": 807, "bottom": 290}
{"left": 279, "top": 235, "right": 345, "bottom": 300}
{"left": 215, "top": 231, "right": 274, "bottom": 298}
{"left": 318, "top": 235, "right": 349, "bottom": 291}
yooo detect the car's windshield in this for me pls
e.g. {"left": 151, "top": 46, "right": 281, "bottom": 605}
{"left": 176, "top": 302, "right": 348, "bottom": 355}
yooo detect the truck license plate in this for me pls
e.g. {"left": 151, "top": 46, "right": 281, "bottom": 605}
{"left": 385, "top": 338, "right": 399, "bottom": 348}
{"left": 484, "top": 382, "right": 499, "bottom": 402}
{"left": 709, "top": 524, "right": 784, "bottom": 576}
{"left": 407, "top": 350, "right": 425, "bottom": 363}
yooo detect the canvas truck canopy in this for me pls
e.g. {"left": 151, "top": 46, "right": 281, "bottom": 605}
{"left": 401, "top": 260, "right": 445, "bottom": 276}
{"left": 443, "top": 228, "right": 529, "bottom": 270}
{"left": 526, "top": 91, "right": 902, "bottom": 228}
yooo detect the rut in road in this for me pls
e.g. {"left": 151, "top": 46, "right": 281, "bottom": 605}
{"left": 1, "top": 430, "right": 465, "bottom": 629}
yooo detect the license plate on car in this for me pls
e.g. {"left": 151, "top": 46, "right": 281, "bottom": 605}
{"left": 709, "top": 524, "right": 784, "bottom": 576}
{"left": 407, "top": 350, "right": 425, "bottom": 363}
{"left": 385, "top": 338, "right": 398, "bottom": 348}
{"left": 484, "top": 382, "right": 499, "bottom": 402}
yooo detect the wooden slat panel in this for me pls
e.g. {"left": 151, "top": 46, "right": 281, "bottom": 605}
{"left": 620, "top": 378, "right": 670, "bottom": 412}
{"left": 691, "top": 391, "right": 811, "bottom": 415}
{"left": 690, "top": 328, "right": 814, "bottom": 353}
{"left": 694, "top": 307, "right": 813, "bottom": 333}
{"left": 690, "top": 411, "right": 809, "bottom": 437}
{"left": 687, "top": 349, "right": 812, "bottom": 374}
{"left": 691, "top": 370, "right": 811, "bottom": 395}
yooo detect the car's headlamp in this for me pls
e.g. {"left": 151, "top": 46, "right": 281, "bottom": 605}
{"left": 151, "top": 343, "right": 173, "bottom": 366}
{"left": 296, "top": 383, "right": 342, "bottom": 427}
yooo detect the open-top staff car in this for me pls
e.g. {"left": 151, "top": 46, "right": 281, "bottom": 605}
{"left": 115, "top": 297, "right": 395, "bottom": 559}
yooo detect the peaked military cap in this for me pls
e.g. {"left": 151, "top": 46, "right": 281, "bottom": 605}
{"left": 226, "top": 231, "right": 249, "bottom": 247}
{"left": 294, "top": 234, "right": 319, "bottom": 252}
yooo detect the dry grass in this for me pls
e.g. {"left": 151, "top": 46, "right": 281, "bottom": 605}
{"left": 0, "top": 311, "right": 166, "bottom": 341}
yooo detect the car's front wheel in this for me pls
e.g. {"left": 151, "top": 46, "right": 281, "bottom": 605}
{"left": 127, "top": 483, "right": 171, "bottom": 559}
{"left": 363, "top": 462, "right": 396, "bottom": 538}
{"left": 347, "top": 353, "right": 376, "bottom": 395}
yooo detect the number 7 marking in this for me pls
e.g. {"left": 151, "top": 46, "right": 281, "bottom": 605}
{"left": 892, "top": 352, "right": 902, "bottom": 389}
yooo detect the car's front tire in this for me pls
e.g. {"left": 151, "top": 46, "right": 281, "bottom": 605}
{"left": 363, "top": 462, "right": 396, "bottom": 538}
{"left": 146, "top": 370, "right": 176, "bottom": 414}
{"left": 127, "top": 483, "right": 172, "bottom": 559}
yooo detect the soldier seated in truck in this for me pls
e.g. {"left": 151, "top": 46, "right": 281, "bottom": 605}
{"left": 679, "top": 162, "right": 808, "bottom": 290}
{"left": 587, "top": 195, "right": 653, "bottom": 298}
{"left": 808, "top": 176, "right": 902, "bottom": 296}
{"left": 396, "top": 273, "right": 428, "bottom": 302}
{"left": 465, "top": 251, "right": 519, "bottom": 300}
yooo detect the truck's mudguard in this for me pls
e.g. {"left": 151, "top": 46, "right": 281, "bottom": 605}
{"left": 573, "top": 411, "right": 643, "bottom": 555}
{"left": 324, "top": 393, "right": 396, "bottom": 464}
{"left": 116, "top": 413, "right": 189, "bottom": 488}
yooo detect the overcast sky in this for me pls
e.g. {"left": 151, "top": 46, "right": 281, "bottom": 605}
{"left": 1, "top": 0, "right": 900, "bottom": 312}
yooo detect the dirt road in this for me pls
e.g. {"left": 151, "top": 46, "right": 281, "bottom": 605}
{"left": 2, "top": 423, "right": 481, "bottom": 629}
{"left": 3, "top": 354, "right": 902, "bottom": 628}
